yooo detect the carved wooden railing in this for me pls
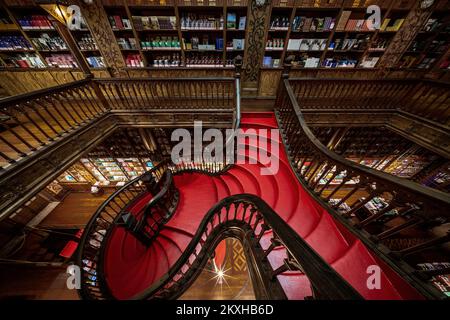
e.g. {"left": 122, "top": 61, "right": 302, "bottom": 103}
{"left": 0, "top": 79, "right": 107, "bottom": 168}
{"left": 76, "top": 161, "right": 170, "bottom": 300}
{"left": 117, "top": 169, "right": 180, "bottom": 247}
{"left": 288, "top": 77, "right": 450, "bottom": 126}
{"left": 0, "top": 60, "right": 241, "bottom": 171}
{"left": 97, "top": 78, "right": 236, "bottom": 111}
{"left": 276, "top": 76, "right": 450, "bottom": 300}
{"left": 133, "top": 194, "right": 363, "bottom": 301}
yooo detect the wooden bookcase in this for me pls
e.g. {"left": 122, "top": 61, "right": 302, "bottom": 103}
{"left": 261, "top": 0, "right": 415, "bottom": 70}
{"left": 0, "top": 3, "right": 108, "bottom": 74}
{"left": 0, "top": 0, "right": 449, "bottom": 97}
{"left": 398, "top": 6, "right": 450, "bottom": 70}
{"left": 102, "top": 0, "right": 248, "bottom": 69}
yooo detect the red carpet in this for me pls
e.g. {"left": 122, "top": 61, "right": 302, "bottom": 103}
{"left": 103, "top": 112, "right": 423, "bottom": 300}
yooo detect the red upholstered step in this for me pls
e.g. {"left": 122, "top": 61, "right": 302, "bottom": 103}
{"left": 102, "top": 112, "right": 423, "bottom": 300}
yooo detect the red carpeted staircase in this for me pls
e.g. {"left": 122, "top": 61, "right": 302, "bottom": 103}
{"left": 103, "top": 112, "right": 423, "bottom": 300}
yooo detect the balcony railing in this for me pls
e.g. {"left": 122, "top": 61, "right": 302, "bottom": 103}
{"left": 276, "top": 67, "right": 450, "bottom": 299}
{"left": 0, "top": 74, "right": 239, "bottom": 171}
{"left": 288, "top": 76, "right": 449, "bottom": 126}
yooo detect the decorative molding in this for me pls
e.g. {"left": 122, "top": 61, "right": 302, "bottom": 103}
{"left": 242, "top": 0, "right": 271, "bottom": 83}
{"left": 76, "top": 0, "right": 127, "bottom": 77}
{"left": 378, "top": 2, "right": 434, "bottom": 68}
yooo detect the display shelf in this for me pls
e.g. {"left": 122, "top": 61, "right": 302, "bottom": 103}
{"left": 2, "top": 5, "right": 85, "bottom": 70}
{"left": 397, "top": 9, "right": 450, "bottom": 70}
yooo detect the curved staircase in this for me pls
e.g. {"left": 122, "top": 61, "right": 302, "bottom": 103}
{"left": 94, "top": 113, "right": 423, "bottom": 300}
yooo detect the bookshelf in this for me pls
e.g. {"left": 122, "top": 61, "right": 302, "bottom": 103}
{"left": 68, "top": 11, "right": 107, "bottom": 70}
{"left": 8, "top": 6, "right": 80, "bottom": 69}
{"left": 101, "top": 1, "right": 246, "bottom": 69}
{"left": 261, "top": 1, "right": 415, "bottom": 70}
{"left": 0, "top": 5, "right": 46, "bottom": 68}
{"left": 398, "top": 8, "right": 450, "bottom": 70}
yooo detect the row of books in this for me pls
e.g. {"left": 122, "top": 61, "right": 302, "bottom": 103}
{"left": 77, "top": 35, "right": 98, "bottom": 51}
{"left": 1, "top": 53, "right": 45, "bottom": 68}
{"left": 287, "top": 38, "right": 327, "bottom": 51}
{"left": 181, "top": 14, "right": 224, "bottom": 30}
{"left": 292, "top": 16, "right": 336, "bottom": 32}
{"left": 185, "top": 53, "right": 224, "bottom": 67}
{"left": 422, "top": 18, "right": 442, "bottom": 32}
{"left": 270, "top": 16, "right": 290, "bottom": 30}
{"left": 0, "top": 35, "right": 33, "bottom": 51}
{"left": 132, "top": 16, "right": 177, "bottom": 31}
{"left": 227, "top": 39, "right": 245, "bottom": 51}
{"left": 183, "top": 37, "right": 224, "bottom": 51}
{"left": 267, "top": 38, "right": 285, "bottom": 50}
{"left": 369, "top": 38, "right": 390, "bottom": 51}
{"left": 289, "top": 55, "right": 321, "bottom": 68}
{"left": 341, "top": 19, "right": 374, "bottom": 32}
{"left": 30, "top": 34, "right": 68, "bottom": 51}
{"left": 86, "top": 56, "right": 106, "bottom": 68}
{"left": 322, "top": 57, "right": 358, "bottom": 68}
{"left": 108, "top": 15, "right": 132, "bottom": 30}
{"left": 263, "top": 56, "right": 281, "bottom": 68}
{"left": 226, "top": 13, "right": 246, "bottom": 30}
{"left": 152, "top": 54, "right": 181, "bottom": 68}
{"left": 329, "top": 37, "right": 370, "bottom": 51}
{"left": 360, "top": 56, "right": 380, "bottom": 68}
{"left": 45, "top": 54, "right": 78, "bottom": 68}
{"left": 416, "top": 262, "right": 450, "bottom": 296}
{"left": 124, "top": 53, "right": 144, "bottom": 68}
{"left": 117, "top": 37, "right": 138, "bottom": 50}
{"left": 17, "top": 15, "right": 53, "bottom": 30}
{"left": 141, "top": 37, "right": 181, "bottom": 50}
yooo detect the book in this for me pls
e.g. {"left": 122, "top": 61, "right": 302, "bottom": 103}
{"left": 122, "top": 19, "right": 131, "bottom": 30}
{"left": 227, "top": 13, "right": 237, "bottom": 29}
{"left": 303, "top": 17, "right": 313, "bottom": 32}
{"left": 239, "top": 16, "right": 246, "bottom": 30}
{"left": 336, "top": 11, "right": 351, "bottom": 31}
{"left": 287, "top": 39, "right": 301, "bottom": 51}
{"left": 113, "top": 16, "right": 124, "bottom": 30}
{"left": 380, "top": 18, "right": 390, "bottom": 31}
{"left": 263, "top": 56, "right": 273, "bottom": 67}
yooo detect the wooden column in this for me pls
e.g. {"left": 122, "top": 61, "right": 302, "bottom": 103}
{"left": 75, "top": 0, "right": 127, "bottom": 77}
{"left": 242, "top": 0, "right": 272, "bottom": 87}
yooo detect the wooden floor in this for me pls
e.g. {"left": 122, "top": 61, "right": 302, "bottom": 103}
{"left": 180, "top": 239, "right": 255, "bottom": 300}
{"left": 39, "top": 191, "right": 112, "bottom": 229}
{"left": 0, "top": 265, "right": 79, "bottom": 300}
{"left": 0, "top": 239, "right": 254, "bottom": 300}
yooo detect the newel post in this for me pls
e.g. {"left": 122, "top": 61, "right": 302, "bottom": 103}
{"left": 275, "top": 56, "right": 294, "bottom": 107}
{"left": 233, "top": 55, "right": 243, "bottom": 125}
{"left": 234, "top": 55, "right": 243, "bottom": 79}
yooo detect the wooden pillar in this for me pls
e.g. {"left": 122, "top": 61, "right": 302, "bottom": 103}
{"left": 242, "top": 0, "right": 272, "bottom": 88}
{"left": 75, "top": 0, "right": 127, "bottom": 77}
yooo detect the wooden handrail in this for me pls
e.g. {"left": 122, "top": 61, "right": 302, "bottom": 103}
{"left": 131, "top": 194, "right": 363, "bottom": 300}
{"left": 284, "top": 78, "right": 450, "bottom": 207}
{"left": 276, "top": 76, "right": 450, "bottom": 300}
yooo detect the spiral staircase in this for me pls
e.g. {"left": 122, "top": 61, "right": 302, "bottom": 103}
{"left": 76, "top": 112, "right": 439, "bottom": 301}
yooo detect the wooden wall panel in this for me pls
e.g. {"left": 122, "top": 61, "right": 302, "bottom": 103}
{"left": 30, "top": 71, "right": 59, "bottom": 88}
{"left": 259, "top": 70, "right": 282, "bottom": 97}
